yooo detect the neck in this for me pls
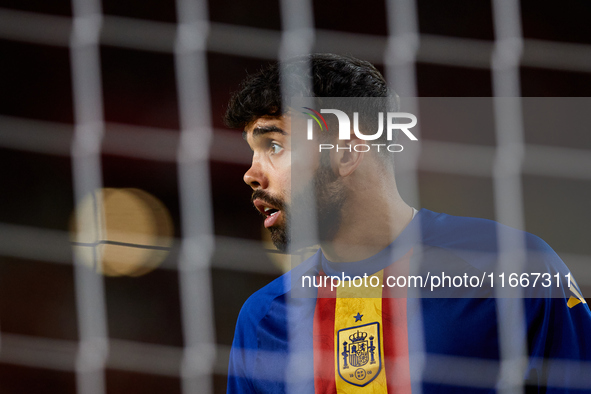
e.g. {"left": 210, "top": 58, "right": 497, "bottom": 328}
{"left": 320, "top": 177, "right": 413, "bottom": 263}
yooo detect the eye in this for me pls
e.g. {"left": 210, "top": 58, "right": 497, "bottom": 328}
{"left": 270, "top": 142, "right": 283, "bottom": 155}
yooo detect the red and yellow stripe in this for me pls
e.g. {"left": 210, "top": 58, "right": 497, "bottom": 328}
{"left": 313, "top": 249, "right": 413, "bottom": 394}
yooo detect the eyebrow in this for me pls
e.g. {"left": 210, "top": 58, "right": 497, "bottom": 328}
{"left": 242, "top": 125, "right": 287, "bottom": 140}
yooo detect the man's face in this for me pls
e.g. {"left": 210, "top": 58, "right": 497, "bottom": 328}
{"left": 243, "top": 116, "right": 292, "bottom": 251}
{"left": 243, "top": 115, "right": 346, "bottom": 252}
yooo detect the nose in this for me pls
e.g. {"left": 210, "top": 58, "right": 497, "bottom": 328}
{"left": 243, "top": 159, "right": 268, "bottom": 190}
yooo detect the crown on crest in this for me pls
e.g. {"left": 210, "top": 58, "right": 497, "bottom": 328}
{"left": 349, "top": 330, "right": 368, "bottom": 343}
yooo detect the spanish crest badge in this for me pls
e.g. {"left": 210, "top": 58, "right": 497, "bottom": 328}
{"left": 337, "top": 322, "right": 381, "bottom": 387}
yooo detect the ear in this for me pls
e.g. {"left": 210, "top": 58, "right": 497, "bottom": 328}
{"left": 332, "top": 138, "right": 365, "bottom": 177}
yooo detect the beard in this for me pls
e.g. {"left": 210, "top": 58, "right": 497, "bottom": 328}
{"left": 251, "top": 154, "right": 347, "bottom": 253}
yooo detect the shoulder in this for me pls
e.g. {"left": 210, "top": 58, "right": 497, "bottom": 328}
{"left": 420, "top": 209, "right": 564, "bottom": 272}
{"left": 234, "top": 251, "right": 320, "bottom": 334}
{"left": 228, "top": 253, "right": 320, "bottom": 392}
{"left": 424, "top": 209, "right": 516, "bottom": 249}
{"left": 235, "top": 272, "right": 290, "bottom": 334}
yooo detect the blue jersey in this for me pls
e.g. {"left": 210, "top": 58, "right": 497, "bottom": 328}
{"left": 228, "top": 209, "right": 591, "bottom": 393}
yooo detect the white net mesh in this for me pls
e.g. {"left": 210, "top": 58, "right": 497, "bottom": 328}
{"left": 0, "top": 0, "right": 590, "bottom": 393}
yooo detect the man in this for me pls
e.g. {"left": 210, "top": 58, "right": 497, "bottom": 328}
{"left": 225, "top": 53, "right": 591, "bottom": 393}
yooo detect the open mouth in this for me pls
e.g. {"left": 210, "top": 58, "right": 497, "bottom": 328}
{"left": 254, "top": 199, "right": 282, "bottom": 228}
{"left": 263, "top": 207, "right": 280, "bottom": 217}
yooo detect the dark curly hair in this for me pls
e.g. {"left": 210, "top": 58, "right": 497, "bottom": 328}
{"left": 225, "top": 53, "right": 396, "bottom": 129}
